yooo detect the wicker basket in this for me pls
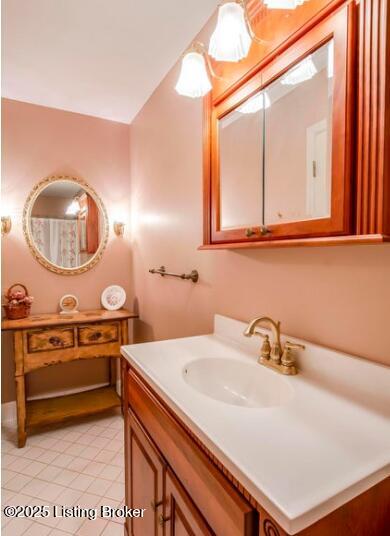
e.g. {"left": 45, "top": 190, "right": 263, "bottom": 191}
{"left": 3, "top": 283, "right": 31, "bottom": 320}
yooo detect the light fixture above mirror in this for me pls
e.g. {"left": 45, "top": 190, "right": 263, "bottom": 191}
{"left": 175, "top": 0, "right": 309, "bottom": 98}
{"left": 208, "top": 1, "right": 252, "bottom": 62}
{"left": 175, "top": 43, "right": 212, "bottom": 98}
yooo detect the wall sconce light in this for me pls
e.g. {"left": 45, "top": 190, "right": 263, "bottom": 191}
{"left": 113, "top": 221, "right": 125, "bottom": 236}
{"left": 208, "top": 1, "right": 252, "bottom": 62}
{"left": 1, "top": 215, "right": 12, "bottom": 236}
{"left": 175, "top": 42, "right": 213, "bottom": 98}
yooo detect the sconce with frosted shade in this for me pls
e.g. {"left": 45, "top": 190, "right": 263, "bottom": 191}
{"left": 208, "top": 1, "right": 252, "bottom": 62}
{"left": 1, "top": 201, "right": 13, "bottom": 236}
{"left": 175, "top": 44, "right": 212, "bottom": 98}
{"left": 112, "top": 207, "right": 127, "bottom": 237}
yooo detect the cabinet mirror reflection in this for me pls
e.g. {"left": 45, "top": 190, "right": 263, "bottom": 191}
{"left": 219, "top": 40, "right": 334, "bottom": 232}
{"left": 24, "top": 176, "right": 108, "bottom": 275}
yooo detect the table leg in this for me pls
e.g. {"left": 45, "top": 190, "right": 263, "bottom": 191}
{"left": 15, "top": 375, "right": 27, "bottom": 448}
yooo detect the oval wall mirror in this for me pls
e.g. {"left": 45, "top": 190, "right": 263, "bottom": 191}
{"left": 23, "top": 175, "right": 109, "bottom": 275}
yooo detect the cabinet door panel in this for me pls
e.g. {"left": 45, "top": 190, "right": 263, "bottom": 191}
{"left": 165, "top": 469, "right": 214, "bottom": 536}
{"left": 125, "top": 410, "right": 164, "bottom": 536}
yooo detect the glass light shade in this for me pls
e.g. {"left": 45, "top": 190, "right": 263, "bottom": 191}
{"left": 281, "top": 56, "right": 317, "bottom": 85}
{"left": 237, "top": 91, "right": 270, "bottom": 113}
{"left": 66, "top": 199, "right": 81, "bottom": 215}
{"left": 208, "top": 2, "right": 252, "bottom": 62}
{"left": 175, "top": 51, "right": 212, "bottom": 98}
{"left": 264, "top": 0, "right": 306, "bottom": 9}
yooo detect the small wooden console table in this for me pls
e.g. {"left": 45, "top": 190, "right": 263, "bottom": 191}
{"left": 2, "top": 308, "right": 137, "bottom": 447}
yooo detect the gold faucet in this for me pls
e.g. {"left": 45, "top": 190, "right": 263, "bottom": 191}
{"left": 244, "top": 316, "right": 305, "bottom": 375}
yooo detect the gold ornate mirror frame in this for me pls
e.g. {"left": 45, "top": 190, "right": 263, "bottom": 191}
{"left": 23, "top": 175, "right": 109, "bottom": 275}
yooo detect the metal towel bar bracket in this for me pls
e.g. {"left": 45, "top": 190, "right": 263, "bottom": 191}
{"left": 149, "top": 266, "right": 199, "bottom": 283}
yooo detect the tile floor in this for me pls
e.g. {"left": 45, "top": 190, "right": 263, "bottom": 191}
{"left": 1, "top": 409, "right": 125, "bottom": 536}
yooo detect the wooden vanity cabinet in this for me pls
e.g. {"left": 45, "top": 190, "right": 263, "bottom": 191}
{"left": 124, "top": 364, "right": 258, "bottom": 536}
{"left": 123, "top": 361, "right": 390, "bottom": 536}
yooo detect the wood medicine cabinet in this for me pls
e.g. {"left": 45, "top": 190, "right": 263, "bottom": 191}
{"left": 201, "top": 0, "right": 390, "bottom": 249}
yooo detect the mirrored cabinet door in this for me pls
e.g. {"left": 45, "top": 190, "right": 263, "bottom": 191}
{"left": 219, "top": 99, "right": 264, "bottom": 231}
{"left": 264, "top": 40, "right": 333, "bottom": 226}
{"left": 208, "top": 5, "right": 354, "bottom": 244}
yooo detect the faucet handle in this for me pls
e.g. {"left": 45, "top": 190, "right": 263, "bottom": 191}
{"left": 281, "top": 341, "right": 305, "bottom": 375}
{"left": 284, "top": 341, "right": 305, "bottom": 351}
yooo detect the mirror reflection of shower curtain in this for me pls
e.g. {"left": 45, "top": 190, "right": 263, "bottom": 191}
{"left": 31, "top": 218, "right": 80, "bottom": 268}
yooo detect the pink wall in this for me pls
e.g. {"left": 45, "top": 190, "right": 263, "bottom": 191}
{"left": 1, "top": 98, "right": 133, "bottom": 403}
{"left": 129, "top": 41, "right": 390, "bottom": 367}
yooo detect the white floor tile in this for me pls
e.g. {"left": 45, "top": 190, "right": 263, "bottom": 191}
{"left": 37, "top": 465, "right": 62, "bottom": 482}
{"left": 24, "top": 521, "right": 52, "bottom": 536}
{"left": 2, "top": 517, "right": 33, "bottom": 536}
{"left": 55, "top": 488, "right": 82, "bottom": 507}
{"left": 54, "top": 469, "right": 79, "bottom": 487}
{"left": 3, "top": 473, "right": 32, "bottom": 493}
{"left": 55, "top": 514, "right": 85, "bottom": 534}
{"left": 52, "top": 454, "right": 75, "bottom": 469}
{"left": 7, "top": 457, "right": 33, "bottom": 472}
{"left": 66, "top": 457, "right": 89, "bottom": 473}
{"left": 65, "top": 444, "right": 85, "bottom": 457}
{"left": 48, "top": 528, "right": 71, "bottom": 536}
{"left": 36, "top": 482, "right": 66, "bottom": 502}
{"left": 101, "top": 522, "right": 125, "bottom": 536}
{"left": 76, "top": 517, "right": 108, "bottom": 536}
{"left": 94, "top": 450, "right": 115, "bottom": 464}
{"left": 76, "top": 492, "right": 101, "bottom": 508}
{"left": 23, "top": 447, "right": 47, "bottom": 461}
{"left": 23, "top": 461, "right": 48, "bottom": 478}
{"left": 104, "top": 483, "right": 123, "bottom": 502}
{"left": 69, "top": 474, "right": 95, "bottom": 492}
{"left": 51, "top": 439, "right": 73, "bottom": 453}
{"left": 83, "top": 462, "right": 106, "bottom": 478}
{"left": 97, "top": 465, "right": 122, "bottom": 482}
{"left": 86, "top": 478, "right": 112, "bottom": 497}
{"left": 78, "top": 446, "right": 100, "bottom": 460}
{"left": 19, "top": 478, "right": 47, "bottom": 498}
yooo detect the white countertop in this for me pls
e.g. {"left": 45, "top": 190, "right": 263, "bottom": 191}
{"left": 121, "top": 315, "right": 390, "bottom": 534}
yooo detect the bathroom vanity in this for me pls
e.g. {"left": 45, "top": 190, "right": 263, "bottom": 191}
{"left": 121, "top": 315, "right": 390, "bottom": 535}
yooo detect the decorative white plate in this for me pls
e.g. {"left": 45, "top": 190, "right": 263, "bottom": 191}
{"left": 101, "top": 285, "right": 126, "bottom": 311}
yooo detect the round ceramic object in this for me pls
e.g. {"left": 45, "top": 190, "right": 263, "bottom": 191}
{"left": 59, "top": 294, "right": 79, "bottom": 315}
{"left": 101, "top": 285, "right": 126, "bottom": 311}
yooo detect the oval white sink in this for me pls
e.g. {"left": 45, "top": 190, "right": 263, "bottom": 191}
{"left": 183, "top": 358, "right": 294, "bottom": 408}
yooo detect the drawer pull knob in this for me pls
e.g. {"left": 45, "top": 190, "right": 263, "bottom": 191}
{"left": 158, "top": 514, "right": 170, "bottom": 526}
{"left": 49, "top": 336, "right": 63, "bottom": 347}
{"left": 90, "top": 331, "right": 102, "bottom": 341}
{"left": 150, "top": 500, "right": 163, "bottom": 511}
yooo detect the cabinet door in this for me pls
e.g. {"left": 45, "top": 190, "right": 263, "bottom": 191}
{"left": 164, "top": 468, "right": 214, "bottom": 536}
{"left": 125, "top": 410, "right": 165, "bottom": 536}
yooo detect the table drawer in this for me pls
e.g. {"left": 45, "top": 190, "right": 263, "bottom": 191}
{"left": 78, "top": 322, "right": 119, "bottom": 346}
{"left": 27, "top": 327, "right": 75, "bottom": 353}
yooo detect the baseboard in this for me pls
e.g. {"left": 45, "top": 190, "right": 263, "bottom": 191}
{"left": 1, "top": 401, "right": 17, "bottom": 424}
{"left": 2, "top": 380, "right": 122, "bottom": 425}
